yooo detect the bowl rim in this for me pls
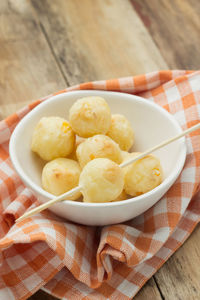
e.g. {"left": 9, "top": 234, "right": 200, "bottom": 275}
{"left": 9, "top": 90, "right": 186, "bottom": 208}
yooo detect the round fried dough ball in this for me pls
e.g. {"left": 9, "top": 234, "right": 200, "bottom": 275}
{"left": 42, "top": 158, "right": 81, "bottom": 199}
{"left": 107, "top": 114, "right": 134, "bottom": 151}
{"left": 124, "top": 154, "right": 163, "bottom": 197}
{"left": 31, "top": 117, "right": 75, "bottom": 161}
{"left": 80, "top": 158, "right": 124, "bottom": 203}
{"left": 76, "top": 134, "right": 122, "bottom": 168}
{"left": 111, "top": 190, "right": 128, "bottom": 202}
{"left": 69, "top": 96, "right": 111, "bottom": 137}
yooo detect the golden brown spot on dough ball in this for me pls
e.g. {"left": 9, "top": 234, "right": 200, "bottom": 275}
{"left": 81, "top": 103, "right": 94, "bottom": 119}
{"left": 104, "top": 166, "right": 118, "bottom": 183}
{"left": 65, "top": 172, "right": 74, "bottom": 185}
{"left": 90, "top": 154, "right": 95, "bottom": 160}
{"left": 103, "top": 140, "right": 113, "bottom": 150}
{"left": 53, "top": 170, "right": 61, "bottom": 179}
{"left": 61, "top": 122, "right": 70, "bottom": 133}
{"left": 152, "top": 168, "right": 160, "bottom": 176}
{"left": 135, "top": 192, "right": 143, "bottom": 196}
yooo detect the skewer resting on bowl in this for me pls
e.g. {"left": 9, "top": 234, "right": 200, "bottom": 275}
{"left": 15, "top": 122, "right": 200, "bottom": 223}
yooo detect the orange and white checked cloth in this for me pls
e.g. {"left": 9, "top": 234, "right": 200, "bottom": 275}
{"left": 0, "top": 70, "right": 200, "bottom": 300}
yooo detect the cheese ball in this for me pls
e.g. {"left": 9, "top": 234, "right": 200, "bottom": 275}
{"left": 31, "top": 117, "right": 75, "bottom": 161}
{"left": 69, "top": 96, "right": 111, "bottom": 137}
{"left": 111, "top": 190, "right": 128, "bottom": 202}
{"left": 80, "top": 158, "right": 124, "bottom": 203}
{"left": 123, "top": 154, "right": 163, "bottom": 197}
{"left": 107, "top": 114, "right": 134, "bottom": 151}
{"left": 42, "top": 158, "right": 81, "bottom": 199}
{"left": 76, "top": 134, "right": 122, "bottom": 168}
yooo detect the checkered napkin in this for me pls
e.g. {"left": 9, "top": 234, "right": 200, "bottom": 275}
{"left": 0, "top": 70, "right": 199, "bottom": 300}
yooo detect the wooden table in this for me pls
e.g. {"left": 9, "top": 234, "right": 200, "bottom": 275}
{"left": 0, "top": 1, "right": 199, "bottom": 299}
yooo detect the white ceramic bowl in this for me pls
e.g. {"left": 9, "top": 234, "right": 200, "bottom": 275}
{"left": 9, "top": 91, "right": 186, "bottom": 226}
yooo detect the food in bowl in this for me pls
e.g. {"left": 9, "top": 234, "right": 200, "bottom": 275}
{"left": 69, "top": 96, "right": 111, "bottom": 137}
{"left": 10, "top": 90, "right": 186, "bottom": 225}
{"left": 31, "top": 96, "right": 163, "bottom": 203}
{"left": 80, "top": 158, "right": 124, "bottom": 203}
{"left": 76, "top": 134, "right": 122, "bottom": 168}
{"left": 107, "top": 114, "right": 134, "bottom": 151}
{"left": 42, "top": 158, "right": 81, "bottom": 199}
{"left": 123, "top": 152, "right": 163, "bottom": 196}
{"left": 31, "top": 116, "right": 75, "bottom": 161}
{"left": 111, "top": 190, "right": 128, "bottom": 202}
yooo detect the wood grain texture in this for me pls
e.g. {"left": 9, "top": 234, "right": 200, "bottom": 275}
{"left": 31, "top": 0, "right": 168, "bottom": 85}
{"left": 134, "top": 277, "right": 162, "bottom": 300}
{"left": 0, "top": 0, "right": 66, "bottom": 120}
{"left": 154, "top": 224, "right": 200, "bottom": 300}
{"left": 131, "top": 0, "right": 200, "bottom": 69}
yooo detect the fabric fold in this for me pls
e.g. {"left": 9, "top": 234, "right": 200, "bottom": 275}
{"left": 0, "top": 70, "right": 199, "bottom": 300}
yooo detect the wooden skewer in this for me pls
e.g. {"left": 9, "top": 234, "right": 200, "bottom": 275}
{"left": 16, "top": 186, "right": 81, "bottom": 223}
{"left": 16, "top": 122, "right": 200, "bottom": 223}
{"left": 120, "top": 122, "right": 200, "bottom": 168}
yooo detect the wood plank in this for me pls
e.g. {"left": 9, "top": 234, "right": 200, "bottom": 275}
{"left": 0, "top": 0, "right": 66, "bottom": 120}
{"left": 130, "top": 0, "right": 200, "bottom": 69}
{"left": 134, "top": 277, "right": 162, "bottom": 300}
{"left": 31, "top": 0, "right": 168, "bottom": 85}
{"left": 29, "top": 290, "right": 56, "bottom": 300}
{"left": 154, "top": 224, "right": 200, "bottom": 300}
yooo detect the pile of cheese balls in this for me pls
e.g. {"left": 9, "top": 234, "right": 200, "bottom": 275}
{"left": 31, "top": 96, "right": 163, "bottom": 203}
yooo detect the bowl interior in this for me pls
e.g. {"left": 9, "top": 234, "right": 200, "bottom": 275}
{"left": 10, "top": 90, "right": 185, "bottom": 202}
